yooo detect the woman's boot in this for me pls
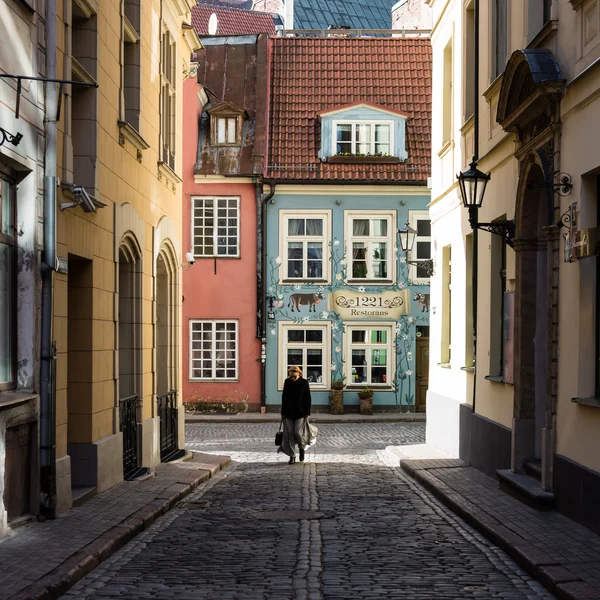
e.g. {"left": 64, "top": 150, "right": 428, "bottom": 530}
{"left": 299, "top": 448, "right": 305, "bottom": 462}
{"left": 288, "top": 456, "right": 296, "bottom": 464}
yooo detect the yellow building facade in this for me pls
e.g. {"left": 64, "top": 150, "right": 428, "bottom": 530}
{"left": 428, "top": 0, "right": 600, "bottom": 534}
{"left": 52, "top": 0, "right": 200, "bottom": 512}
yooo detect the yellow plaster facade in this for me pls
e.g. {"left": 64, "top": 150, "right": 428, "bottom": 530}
{"left": 52, "top": 0, "right": 200, "bottom": 511}
{"left": 429, "top": 0, "right": 600, "bottom": 529}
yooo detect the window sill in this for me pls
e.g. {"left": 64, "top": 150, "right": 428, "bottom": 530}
{"left": 324, "top": 156, "right": 401, "bottom": 164}
{"left": 437, "top": 140, "right": 454, "bottom": 158}
{"left": 347, "top": 279, "right": 394, "bottom": 285}
{"left": 0, "top": 391, "right": 38, "bottom": 410}
{"left": 437, "top": 362, "right": 451, "bottom": 369}
{"left": 188, "top": 379, "right": 240, "bottom": 384}
{"left": 571, "top": 396, "right": 600, "bottom": 409}
{"left": 158, "top": 161, "right": 183, "bottom": 187}
{"left": 345, "top": 386, "right": 393, "bottom": 391}
{"left": 460, "top": 366, "right": 475, "bottom": 372}
{"left": 485, "top": 375, "right": 506, "bottom": 384}
{"left": 118, "top": 121, "right": 149, "bottom": 152}
{"left": 282, "top": 279, "right": 329, "bottom": 285}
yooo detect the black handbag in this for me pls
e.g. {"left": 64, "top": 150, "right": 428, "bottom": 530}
{"left": 275, "top": 419, "right": 283, "bottom": 446}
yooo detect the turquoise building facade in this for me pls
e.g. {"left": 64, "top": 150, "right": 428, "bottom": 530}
{"left": 264, "top": 187, "right": 431, "bottom": 412}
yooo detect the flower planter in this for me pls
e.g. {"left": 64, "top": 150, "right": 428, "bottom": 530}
{"left": 326, "top": 155, "right": 400, "bottom": 164}
{"left": 358, "top": 393, "right": 373, "bottom": 415}
{"left": 329, "top": 389, "right": 344, "bottom": 415}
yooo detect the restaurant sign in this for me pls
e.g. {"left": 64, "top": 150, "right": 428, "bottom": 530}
{"left": 330, "top": 289, "right": 410, "bottom": 320}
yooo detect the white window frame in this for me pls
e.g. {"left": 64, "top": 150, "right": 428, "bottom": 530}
{"left": 189, "top": 319, "right": 239, "bottom": 381}
{"left": 344, "top": 322, "right": 394, "bottom": 388}
{"left": 408, "top": 210, "right": 432, "bottom": 284}
{"left": 279, "top": 209, "right": 331, "bottom": 283}
{"left": 191, "top": 196, "right": 240, "bottom": 258}
{"left": 278, "top": 321, "right": 331, "bottom": 390}
{"left": 332, "top": 120, "right": 395, "bottom": 156}
{"left": 345, "top": 210, "right": 396, "bottom": 284}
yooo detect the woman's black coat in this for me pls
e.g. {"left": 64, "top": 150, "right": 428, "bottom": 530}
{"left": 281, "top": 377, "right": 312, "bottom": 420}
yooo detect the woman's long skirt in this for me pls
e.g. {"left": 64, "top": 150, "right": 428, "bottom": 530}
{"left": 278, "top": 417, "right": 318, "bottom": 458}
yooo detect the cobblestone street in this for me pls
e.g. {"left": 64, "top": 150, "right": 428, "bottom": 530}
{"left": 64, "top": 423, "right": 554, "bottom": 599}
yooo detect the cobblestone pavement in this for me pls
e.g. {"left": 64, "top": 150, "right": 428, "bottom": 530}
{"left": 65, "top": 424, "right": 554, "bottom": 599}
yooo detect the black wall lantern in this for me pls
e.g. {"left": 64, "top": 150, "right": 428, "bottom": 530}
{"left": 267, "top": 296, "right": 276, "bottom": 321}
{"left": 0, "top": 126, "right": 23, "bottom": 148}
{"left": 398, "top": 222, "right": 434, "bottom": 277}
{"left": 457, "top": 157, "right": 515, "bottom": 247}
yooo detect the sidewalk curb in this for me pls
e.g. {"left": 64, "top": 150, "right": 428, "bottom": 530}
{"left": 400, "top": 461, "right": 597, "bottom": 600}
{"left": 10, "top": 453, "right": 231, "bottom": 600}
{"left": 185, "top": 414, "right": 426, "bottom": 424}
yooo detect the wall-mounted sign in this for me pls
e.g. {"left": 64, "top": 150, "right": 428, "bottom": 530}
{"left": 330, "top": 289, "right": 410, "bottom": 320}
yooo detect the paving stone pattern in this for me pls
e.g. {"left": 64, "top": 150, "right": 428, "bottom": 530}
{"left": 65, "top": 424, "right": 553, "bottom": 599}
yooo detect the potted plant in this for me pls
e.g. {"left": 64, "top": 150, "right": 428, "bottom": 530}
{"left": 330, "top": 379, "right": 344, "bottom": 415}
{"left": 358, "top": 386, "right": 374, "bottom": 415}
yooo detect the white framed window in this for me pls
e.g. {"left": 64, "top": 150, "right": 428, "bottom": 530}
{"left": 333, "top": 120, "right": 394, "bottom": 156}
{"left": 345, "top": 323, "right": 394, "bottom": 387}
{"left": 408, "top": 211, "right": 432, "bottom": 283}
{"left": 160, "top": 27, "right": 176, "bottom": 170}
{"left": 216, "top": 117, "right": 238, "bottom": 144}
{"left": 189, "top": 320, "right": 238, "bottom": 381}
{"left": 345, "top": 210, "right": 395, "bottom": 282}
{"left": 279, "top": 210, "right": 331, "bottom": 282}
{"left": 278, "top": 322, "right": 331, "bottom": 390}
{"left": 192, "top": 196, "right": 240, "bottom": 258}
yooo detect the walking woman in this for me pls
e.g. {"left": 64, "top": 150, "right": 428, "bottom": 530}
{"left": 280, "top": 366, "right": 314, "bottom": 464}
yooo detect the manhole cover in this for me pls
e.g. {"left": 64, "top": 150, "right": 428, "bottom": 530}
{"left": 183, "top": 500, "right": 212, "bottom": 509}
{"left": 464, "top": 586, "right": 488, "bottom": 591}
{"left": 247, "top": 510, "right": 329, "bottom": 521}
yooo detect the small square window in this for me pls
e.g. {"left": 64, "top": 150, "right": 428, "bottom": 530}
{"left": 212, "top": 116, "right": 241, "bottom": 146}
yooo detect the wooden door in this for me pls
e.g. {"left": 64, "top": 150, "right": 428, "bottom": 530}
{"left": 415, "top": 338, "right": 429, "bottom": 412}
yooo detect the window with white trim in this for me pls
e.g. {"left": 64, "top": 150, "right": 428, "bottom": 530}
{"left": 280, "top": 210, "right": 330, "bottom": 282}
{"left": 192, "top": 197, "right": 240, "bottom": 257}
{"left": 334, "top": 121, "right": 393, "bottom": 156}
{"left": 189, "top": 320, "right": 238, "bottom": 380}
{"left": 280, "top": 323, "right": 329, "bottom": 389}
{"left": 408, "top": 211, "right": 432, "bottom": 282}
{"left": 216, "top": 117, "right": 238, "bottom": 144}
{"left": 346, "top": 324, "right": 394, "bottom": 386}
{"left": 346, "top": 211, "right": 395, "bottom": 281}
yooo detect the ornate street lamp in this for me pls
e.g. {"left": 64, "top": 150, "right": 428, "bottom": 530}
{"left": 398, "top": 222, "right": 434, "bottom": 277}
{"left": 457, "top": 157, "right": 515, "bottom": 246}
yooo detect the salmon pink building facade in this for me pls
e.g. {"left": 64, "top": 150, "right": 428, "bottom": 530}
{"left": 182, "top": 34, "right": 268, "bottom": 412}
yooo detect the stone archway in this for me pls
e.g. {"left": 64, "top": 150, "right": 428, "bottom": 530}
{"left": 497, "top": 49, "right": 565, "bottom": 489}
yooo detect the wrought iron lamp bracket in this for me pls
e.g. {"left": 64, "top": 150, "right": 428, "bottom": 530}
{"left": 0, "top": 126, "right": 23, "bottom": 148}
{"left": 527, "top": 173, "right": 573, "bottom": 197}
{"left": 404, "top": 257, "right": 434, "bottom": 277}
{"left": 471, "top": 218, "right": 515, "bottom": 248}
{"left": 557, "top": 206, "right": 574, "bottom": 229}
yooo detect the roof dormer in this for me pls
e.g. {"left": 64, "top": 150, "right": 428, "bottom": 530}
{"left": 206, "top": 101, "right": 247, "bottom": 147}
{"left": 317, "top": 102, "right": 409, "bottom": 163}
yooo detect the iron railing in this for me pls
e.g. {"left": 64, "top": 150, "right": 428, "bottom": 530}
{"left": 157, "top": 390, "right": 179, "bottom": 462}
{"left": 119, "top": 394, "right": 139, "bottom": 480}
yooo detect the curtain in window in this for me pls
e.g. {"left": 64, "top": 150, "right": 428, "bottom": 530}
{"left": 288, "top": 218, "right": 304, "bottom": 235}
{"left": 352, "top": 219, "right": 369, "bottom": 236}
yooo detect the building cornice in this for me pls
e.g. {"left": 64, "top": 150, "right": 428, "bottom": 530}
{"left": 263, "top": 184, "right": 431, "bottom": 196}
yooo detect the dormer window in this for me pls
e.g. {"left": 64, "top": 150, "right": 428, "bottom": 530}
{"left": 334, "top": 121, "right": 393, "bottom": 156}
{"left": 316, "top": 102, "right": 409, "bottom": 163}
{"left": 217, "top": 117, "right": 238, "bottom": 145}
{"left": 206, "top": 101, "right": 246, "bottom": 147}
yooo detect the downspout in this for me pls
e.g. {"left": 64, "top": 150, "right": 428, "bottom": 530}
{"left": 471, "top": 0, "right": 480, "bottom": 416}
{"left": 40, "top": 0, "right": 58, "bottom": 519}
{"left": 259, "top": 182, "right": 276, "bottom": 411}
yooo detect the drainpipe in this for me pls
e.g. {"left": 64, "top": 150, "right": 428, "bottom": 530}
{"left": 259, "top": 181, "right": 276, "bottom": 411}
{"left": 471, "top": 0, "right": 480, "bottom": 416}
{"left": 40, "top": 0, "right": 58, "bottom": 519}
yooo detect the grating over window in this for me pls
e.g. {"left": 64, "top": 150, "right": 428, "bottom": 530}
{"left": 192, "top": 197, "right": 240, "bottom": 257}
{"left": 190, "top": 320, "right": 238, "bottom": 380}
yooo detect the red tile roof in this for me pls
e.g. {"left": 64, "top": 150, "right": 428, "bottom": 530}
{"left": 266, "top": 37, "right": 432, "bottom": 183}
{"left": 191, "top": 4, "right": 276, "bottom": 36}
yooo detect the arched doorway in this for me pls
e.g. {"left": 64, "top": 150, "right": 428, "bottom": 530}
{"left": 496, "top": 49, "right": 565, "bottom": 490}
{"left": 118, "top": 234, "right": 143, "bottom": 479}
{"left": 513, "top": 162, "right": 552, "bottom": 472}
{"left": 155, "top": 241, "right": 180, "bottom": 461}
